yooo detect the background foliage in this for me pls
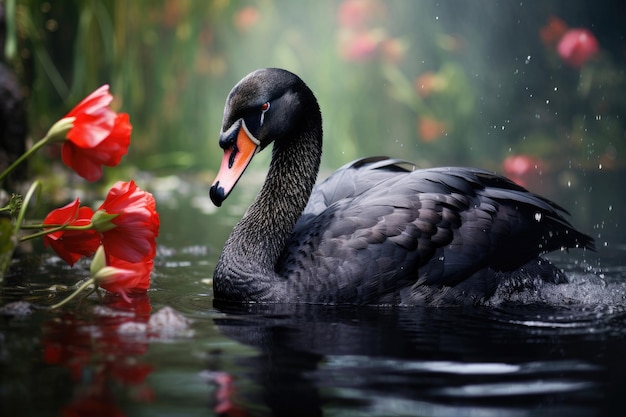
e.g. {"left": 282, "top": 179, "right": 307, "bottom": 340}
{"left": 3, "top": 0, "right": 626, "bottom": 231}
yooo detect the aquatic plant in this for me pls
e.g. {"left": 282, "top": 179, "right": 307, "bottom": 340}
{"left": 0, "top": 85, "right": 160, "bottom": 308}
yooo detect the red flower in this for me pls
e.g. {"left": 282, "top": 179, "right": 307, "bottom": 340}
{"left": 97, "top": 256, "right": 153, "bottom": 302}
{"left": 337, "top": 0, "right": 383, "bottom": 29}
{"left": 94, "top": 180, "right": 160, "bottom": 263}
{"left": 414, "top": 71, "right": 447, "bottom": 98}
{"left": 338, "top": 30, "right": 381, "bottom": 62}
{"left": 540, "top": 17, "right": 568, "bottom": 47}
{"left": 557, "top": 28, "right": 599, "bottom": 68}
{"left": 417, "top": 116, "right": 447, "bottom": 143}
{"left": 502, "top": 155, "right": 544, "bottom": 188}
{"left": 62, "top": 113, "right": 131, "bottom": 182}
{"left": 43, "top": 198, "right": 101, "bottom": 266}
{"left": 61, "top": 85, "right": 132, "bottom": 181}
{"left": 233, "top": 6, "right": 260, "bottom": 32}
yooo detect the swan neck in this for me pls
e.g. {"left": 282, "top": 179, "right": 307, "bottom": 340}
{"left": 215, "top": 103, "right": 322, "bottom": 300}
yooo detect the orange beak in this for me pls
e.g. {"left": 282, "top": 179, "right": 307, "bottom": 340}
{"left": 210, "top": 121, "right": 259, "bottom": 206}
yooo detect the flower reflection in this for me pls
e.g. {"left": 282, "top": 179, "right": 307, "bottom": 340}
{"left": 198, "top": 370, "right": 248, "bottom": 417}
{"left": 42, "top": 294, "right": 153, "bottom": 416}
{"left": 62, "top": 390, "right": 126, "bottom": 417}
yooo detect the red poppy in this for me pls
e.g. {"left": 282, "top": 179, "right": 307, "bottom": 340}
{"left": 97, "top": 256, "right": 153, "bottom": 302}
{"left": 233, "top": 6, "right": 260, "bottom": 32}
{"left": 338, "top": 30, "right": 381, "bottom": 62}
{"left": 502, "top": 154, "right": 544, "bottom": 188}
{"left": 539, "top": 17, "right": 568, "bottom": 47}
{"left": 61, "top": 85, "right": 132, "bottom": 181}
{"left": 414, "top": 72, "right": 448, "bottom": 98}
{"left": 94, "top": 180, "right": 160, "bottom": 263}
{"left": 43, "top": 198, "right": 101, "bottom": 266}
{"left": 557, "top": 28, "right": 599, "bottom": 68}
{"left": 337, "top": 0, "right": 383, "bottom": 29}
{"left": 62, "top": 113, "right": 132, "bottom": 182}
{"left": 417, "top": 116, "right": 447, "bottom": 143}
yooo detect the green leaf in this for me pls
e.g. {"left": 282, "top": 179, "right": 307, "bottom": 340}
{"left": 0, "top": 216, "right": 18, "bottom": 280}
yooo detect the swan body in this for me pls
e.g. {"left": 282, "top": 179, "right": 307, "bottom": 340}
{"left": 210, "top": 68, "right": 594, "bottom": 305}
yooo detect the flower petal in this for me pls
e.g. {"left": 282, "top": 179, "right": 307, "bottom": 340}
{"left": 43, "top": 200, "right": 101, "bottom": 266}
{"left": 58, "top": 86, "right": 131, "bottom": 180}
{"left": 96, "top": 181, "right": 160, "bottom": 263}
{"left": 61, "top": 113, "right": 132, "bottom": 182}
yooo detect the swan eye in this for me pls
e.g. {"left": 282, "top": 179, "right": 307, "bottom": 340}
{"left": 260, "top": 102, "right": 270, "bottom": 126}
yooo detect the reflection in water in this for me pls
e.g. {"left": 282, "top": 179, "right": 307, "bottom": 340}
{"left": 41, "top": 294, "right": 154, "bottom": 416}
{"left": 2, "top": 244, "right": 626, "bottom": 416}
{"left": 211, "top": 266, "right": 626, "bottom": 416}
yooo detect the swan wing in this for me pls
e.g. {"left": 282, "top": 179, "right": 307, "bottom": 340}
{"left": 278, "top": 162, "right": 593, "bottom": 303}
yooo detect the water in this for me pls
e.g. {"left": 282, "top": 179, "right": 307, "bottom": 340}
{"left": 1, "top": 177, "right": 626, "bottom": 417}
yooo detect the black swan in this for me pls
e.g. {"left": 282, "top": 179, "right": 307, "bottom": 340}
{"left": 209, "top": 68, "right": 594, "bottom": 305}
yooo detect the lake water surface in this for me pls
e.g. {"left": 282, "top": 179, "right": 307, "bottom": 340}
{"left": 1, "top": 175, "right": 625, "bottom": 417}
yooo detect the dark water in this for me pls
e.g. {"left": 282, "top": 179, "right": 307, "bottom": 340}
{"left": 1, "top": 177, "right": 626, "bottom": 417}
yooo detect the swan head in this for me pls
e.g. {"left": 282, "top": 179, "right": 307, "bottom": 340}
{"left": 210, "top": 68, "right": 313, "bottom": 206}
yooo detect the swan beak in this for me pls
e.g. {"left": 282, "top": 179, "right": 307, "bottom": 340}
{"left": 210, "top": 123, "right": 259, "bottom": 206}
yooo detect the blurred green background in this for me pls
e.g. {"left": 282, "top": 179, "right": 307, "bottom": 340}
{"left": 3, "top": 0, "right": 625, "bottom": 236}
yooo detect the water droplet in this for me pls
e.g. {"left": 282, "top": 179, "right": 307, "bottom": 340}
{"left": 608, "top": 205, "right": 613, "bottom": 211}
{"left": 524, "top": 55, "right": 531, "bottom": 64}
{"left": 598, "top": 163, "right": 602, "bottom": 170}
{"left": 534, "top": 212, "right": 542, "bottom": 222}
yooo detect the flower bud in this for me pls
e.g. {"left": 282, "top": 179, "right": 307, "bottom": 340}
{"left": 90, "top": 245, "right": 107, "bottom": 277}
{"left": 45, "top": 117, "right": 76, "bottom": 143}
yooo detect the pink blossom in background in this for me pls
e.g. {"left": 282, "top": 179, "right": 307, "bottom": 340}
{"left": 502, "top": 155, "right": 544, "bottom": 188}
{"left": 417, "top": 116, "right": 447, "bottom": 143}
{"left": 338, "top": 30, "right": 381, "bottom": 62}
{"left": 337, "top": 0, "right": 383, "bottom": 29}
{"left": 557, "top": 28, "right": 599, "bottom": 68}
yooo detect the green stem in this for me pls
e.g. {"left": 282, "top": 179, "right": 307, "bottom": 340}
{"left": 19, "top": 222, "right": 95, "bottom": 242}
{"left": 48, "top": 278, "right": 96, "bottom": 309}
{"left": 21, "top": 222, "right": 95, "bottom": 230}
{"left": 20, "top": 225, "right": 66, "bottom": 242}
{"left": 0, "top": 116, "right": 74, "bottom": 185}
